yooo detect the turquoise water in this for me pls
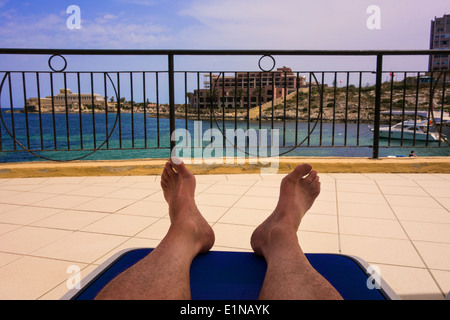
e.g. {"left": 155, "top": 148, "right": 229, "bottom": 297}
{"left": 0, "top": 111, "right": 448, "bottom": 163}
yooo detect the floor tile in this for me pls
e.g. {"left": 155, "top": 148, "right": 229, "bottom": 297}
{"left": 71, "top": 197, "right": 135, "bottom": 213}
{"left": 32, "top": 194, "right": 94, "bottom": 209}
{"left": 377, "top": 264, "right": 444, "bottom": 300}
{"left": 309, "top": 200, "right": 337, "bottom": 215}
{"left": 31, "top": 183, "right": 85, "bottom": 195}
{"left": 435, "top": 197, "right": 450, "bottom": 211}
{"left": 391, "top": 206, "right": 450, "bottom": 223}
{"left": 300, "top": 213, "right": 338, "bottom": 234}
{"left": 136, "top": 218, "right": 170, "bottom": 240}
{"left": 202, "top": 184, "right": 252, "bottom": 196}
{"left": 226, "top": 174, "right": 262, "bottom": 181}
{"left": 253, "top": 179, "right": 283, "bottom": 188}
{"left": 328, "top": 173, "right": 370, "bottom": 180}
{"left": 0, "top": 192, "right": 56, "bottom": 206}
{"left": 116, "top": 200, "right": 169, "bottom": 218}
{"left": 143, "top": 190, "right": 166, "bottom": 203}
{"left": 338, "top": 202, "right": 396, "bottom": 219}
{"left": 124, "top": 181, "right": 162, "bottom": 190}
{"left": 196, "top": 193, "right": 242, "bottom": 207}
{"left": 414, "top": 180, "right": 450, "bottom": 188}
{"left": 340, "top": 235, "right": 424, "bottom": 268}
{"left": 378, "top": 185, "right": 429, "bottom": 197}
{"left": 118, "top": 175, "right": 157, "bottom": 183}
{"left": 413, "top": 241, "right": 450, "bottom": 270}
{"left": 0, "top": 252, "right": 22, "bottom": 268}
{"left": 362, "top": 173, "right": 406, "bottom": 180}
{"left": 103, "top": 187, "right": 158, "bottom": 200}
{"left": 384, "top": 194, "right": 443, "bottom": 209}
{"left": 375, "top": 179, "right": 419, "bottom": 187}
{"left": 337, "top": 191, "right": 387, "bottom": 205}
{"left": 339, "top": 216, "right": 408, "bottom": 239}
{"left": 1, "top": 177, "right": 48, "bottom": 185}
{"left": 0, "top": 203, "right": 21, "bottom": 214}
{"left": 401, "top": 221, "right": 450, "bottom": 243}
{"left": 39, "top": 176, "right": 86, "bottom": 184}
{"left": 194, "top": 174, "right": 228, "bottom": 182}
{"left": 397, "top": 174, "right": 445, "bottom": 181}
{"left": 79, "top": 176, "right": 123, "bottom": 184}
{"left": 217, "top": 207, "right": 271, "bottom": 226}
{"left": 69, "top": 185, "right": 119, "bottom": 197}
{"left": 0, "top": 226, "right": 71, "bottom": 255}
{"left": 213, "top": 223, "right": 254, "bottom": 250}
{"left": 0, "top": 223, "right": 20, "bottom": 236}
{"left": 298, "top": 231, "right": 340, "bottom": 254}
{"left": 232, "top": 195, "right": 278, "bottom": 211}
{"left": 0, "top": 256, "right": 85, "bottom": 300}
{"left": 197, "top": 205, "right": 230, "bottom": 223}
{"left": 80, "top": 214, "right": 159, "bottom": 237}
{"left": 337, "top": 181, "right": 380, "bottom": 194}
{"left": 421, "top": 187, "right": 450, "bottom": 198}
{"left": 430, "top": 269, "right": 450, "bottom": 298}
{"left": 0, "top": 206, "right": 62, "bottom": 225}
{"left": 31, "top": 231, "right": 128, "bottom": 264}
{"left": 0, "top": 183, "right": 44, "bottom": 192}
{"left": 31, "top": 210, "right": 108, "bottom": 231}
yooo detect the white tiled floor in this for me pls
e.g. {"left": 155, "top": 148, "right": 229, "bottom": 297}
{"left": 0, "top": 172, "right": 449, "bottom": 300}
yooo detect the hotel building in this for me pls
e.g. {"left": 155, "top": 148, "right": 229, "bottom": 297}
{"left": 190, "top": 67, "right": 306, "bottom": 109}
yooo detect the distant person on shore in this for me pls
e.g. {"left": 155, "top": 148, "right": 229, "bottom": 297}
{"left": 409, "top": 150, "right": 417, "bottom": 157}
{"left": 95, "top": 158, "right": 342, "bottom": 300}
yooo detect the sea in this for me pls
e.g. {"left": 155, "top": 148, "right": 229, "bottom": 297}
{"left": 0, "top": 110, "right": 449, "bottom": 163}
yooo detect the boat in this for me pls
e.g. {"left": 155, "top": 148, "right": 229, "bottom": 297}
{"left": 373, "top": 120, "right": 443, "bottom": 141}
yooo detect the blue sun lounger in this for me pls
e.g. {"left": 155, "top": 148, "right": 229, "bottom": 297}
{"left": 61, "top": 248, "right": 399, "bottom": 300}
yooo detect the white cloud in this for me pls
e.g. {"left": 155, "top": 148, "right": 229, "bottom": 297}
{"left": 177, "top": 0, "right": 441, "bottom": 52}
{"left": 115, "top": 0, "right": 157, "bottom": 6}
{"left": 0, "top": 10, "right": 170, "bottom": 49}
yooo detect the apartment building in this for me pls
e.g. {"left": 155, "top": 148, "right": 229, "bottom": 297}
{"left": 191, "top": 67, "right": 306, "bottom": 109}
{"left": 429, "top": 14, "right": 450, "bottom": 72}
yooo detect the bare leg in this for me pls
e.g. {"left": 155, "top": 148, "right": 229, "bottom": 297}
{"left": 251, "top": 164, "right": 342, "bottom": 300}
{"left": 95, "top": 159, "right": 214, "bottom": 300}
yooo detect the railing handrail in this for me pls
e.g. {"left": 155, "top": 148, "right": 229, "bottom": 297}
{"left": 0, "top": 48, "right": 448, "bottom": 162}
{"left": 1, "top": 48, "right": 450, "bottom": 56}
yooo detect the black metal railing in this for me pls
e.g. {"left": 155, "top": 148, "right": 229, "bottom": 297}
{"left": 0, "top": 49, "right": 449, "bottom": 162}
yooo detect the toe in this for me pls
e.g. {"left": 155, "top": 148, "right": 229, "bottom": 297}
{"left": 290, "top": 163, "right": 312, "bottom": 180}
{"left": 303, "top": 170, "right": 318, "bottom": 184}
{"left": 165, "top": 162, "right": 176, "bottom": 177}
{"left": 170, "top": 158, "right": 187, "bottom": 174}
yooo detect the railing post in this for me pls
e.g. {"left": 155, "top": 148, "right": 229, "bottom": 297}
{"left": 372, "top": 54, "right": 383, "bottom": 159}
{"left": 168, "top": 53, "right": 176, "bottom": 151}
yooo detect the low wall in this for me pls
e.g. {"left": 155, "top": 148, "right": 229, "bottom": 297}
{"left": 0, "top": 157, "right": 449, "bottom": 178}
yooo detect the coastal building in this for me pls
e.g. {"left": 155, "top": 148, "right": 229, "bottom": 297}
{"left": 25, "top": 89, "right": 111, "bottom": 112}
{"left": 429, "top": 14, "right": 450, "bottom": 72}
{"left": 190, "top": 67, "right": 306, "bottom": 109}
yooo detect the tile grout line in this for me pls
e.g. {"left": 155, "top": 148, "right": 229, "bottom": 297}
{"left": 333, "top": 176, "right": 342, "bottom": 254}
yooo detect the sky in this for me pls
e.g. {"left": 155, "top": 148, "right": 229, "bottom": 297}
{"left": 0, "top": 0, "right": 448, "bottom": 102}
